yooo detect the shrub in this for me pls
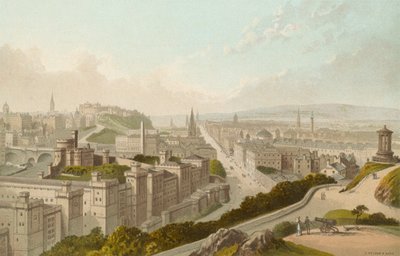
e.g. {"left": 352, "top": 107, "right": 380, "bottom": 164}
{"left": 257, "top": 166, "right": 278, "bottom": 175}
{"left": 272, "top": 221, "right": 297, "bottom": 238}
{"left": 210, "top": 159, "right": 227, "bottom": 178}
{"left": 359, "top": 212, "right": 399, "bottom": 226}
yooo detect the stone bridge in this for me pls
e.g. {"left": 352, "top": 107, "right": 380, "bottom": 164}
{"left": 5, "top": 146, "right": 55, "bottom": 165}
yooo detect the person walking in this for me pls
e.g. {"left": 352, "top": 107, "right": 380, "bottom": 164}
{"left": 296, "top": 217, "right": 302, "bottom": 236}
{"left": 305, "top": 216, "right": 311, "bottom": 234}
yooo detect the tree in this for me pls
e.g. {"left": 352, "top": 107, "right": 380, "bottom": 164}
{"left": 351, "top": 205, "right": 369, "bottom": 225}
{"left": 100, "top": 226, "right": 149, "bottom": 256}
{"left": 209, "top": 159, "right": 226, "bottom": 178}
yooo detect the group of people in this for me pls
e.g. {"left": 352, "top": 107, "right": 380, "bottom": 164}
{"left": 296, "top": 216, "right": 311, "bottom": 236}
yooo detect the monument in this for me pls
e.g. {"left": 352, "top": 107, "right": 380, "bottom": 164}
{"left": 372, "top": 125, "right": 396, "bottom": 163}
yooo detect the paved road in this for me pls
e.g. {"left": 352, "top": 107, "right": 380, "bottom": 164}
{"left": 196, "top": 124, "right": 269, "bottom": 222}
{"left": 78, "top": 124, "right": 104, "bottom": 145}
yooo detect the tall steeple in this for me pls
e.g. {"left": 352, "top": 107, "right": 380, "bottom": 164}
{"left": 50, "top": 92, "right": 55, "bottom": 113}
{"left": 188, "top": 108, "right": 197, "bottom": 137}
{"left": 296, "top": 107, "right": 301, "bottom": 130}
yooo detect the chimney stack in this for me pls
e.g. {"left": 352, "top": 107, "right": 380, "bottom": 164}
{"left": 140, "top": 121, "right": 145, "bottom": 155}
{"left": 72, "top": 130, "right": 79, "bottom": 148}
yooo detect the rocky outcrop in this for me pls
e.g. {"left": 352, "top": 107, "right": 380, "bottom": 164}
{"left": 190, "top": 228, "right": 278, "bottom": 256}
{"left": 189, "top": 228, "right": 247, "bottom": 256}
{"left": 237, "top": 229, "right": 275, "bottom": 256}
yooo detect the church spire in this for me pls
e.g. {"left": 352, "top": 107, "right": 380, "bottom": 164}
{"left": 50, "top": 92, "right": 55, "bottom": 113}
{"left": 188, "top": 108, "right": 197, "bottom": 137}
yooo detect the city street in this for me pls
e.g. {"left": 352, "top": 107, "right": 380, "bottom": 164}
{"left": 196, "top": 124, "right": 269, "bottom": 222}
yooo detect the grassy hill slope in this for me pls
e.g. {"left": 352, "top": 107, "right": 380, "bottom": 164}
{"left": 345, "top": 162, "right": 394, "bottom": 191}
{"left": 97, "top": 113, "right": 153, "bottom": 134}
{"left": 86, "top": 128, "right": 121, "bottom": 144}
{"left": 375, "top": 167, "right": 400, "bottom": 208}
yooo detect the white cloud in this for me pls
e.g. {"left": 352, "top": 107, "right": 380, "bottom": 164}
{"left": 224, "top": 1, "right": 351, "bottom": 55}
{"left": 0, "top": 45, "right": 223, "bottom": 115}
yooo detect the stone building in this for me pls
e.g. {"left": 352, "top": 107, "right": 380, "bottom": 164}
{"left": 0, "top": 153, "right": 229, "bottom": 256}
{"left": 6, "top": 114, "right": 32, "bottom": 133}
{"left": 115, "top": 122, "right": 159, "bottom": 157}
{"left": 0, "top": 128, "right": 5, "bottom": 165}
{"left": 52, "top": 130, "right": 95, "bottom": 170}
{"left": 245, "top": 144, "right": 281, "bottom": 171}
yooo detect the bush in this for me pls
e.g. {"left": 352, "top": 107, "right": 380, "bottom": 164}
{"left": 359, "top": 212, "right": 399, "bottom": 226}
{"left": 210, "top": 159, "right": 227, "bottom": 178}
{"left": 133, "top": 154, "right": 160, "bottom": 165}
{"left": 257, "top": 166, "right": 278, "bottom": 175}
{"left": 272, "top": 221, "right": 297, "bottom": 238}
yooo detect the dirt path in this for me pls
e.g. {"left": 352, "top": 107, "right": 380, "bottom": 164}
{"left": 285, "top": 227, "right": 400, "bottom": 256}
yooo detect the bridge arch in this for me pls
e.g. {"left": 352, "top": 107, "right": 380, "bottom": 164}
{"left": 37, "top": 153, "right": 52, "bottom": 164}
{"left": 5, "top": 152, "right": 20, "bottom": 164}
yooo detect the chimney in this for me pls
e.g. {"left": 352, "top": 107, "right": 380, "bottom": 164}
{"left": 102, "top": 149, "right": 110, "bottom": 164}
{"left": 140, "top": 121, "right": 146, "bottom": 155}
{"left": 18, "top": 191, "right": 30, "bottom": 203}
{"left": 71, "top": 130, "right": 78, "bottom": 148}
{"left": 61, "top": 181, "right": 72, "bottom": 192}
{"left": 131, "top": 162, "right": 141, "bottom": 173}
{"left": 91, "top": 172, "right": 101, "bottom": 182}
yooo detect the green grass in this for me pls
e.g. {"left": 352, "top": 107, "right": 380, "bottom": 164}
{"left": 97, "top": 113, "right": 153, "bottom": 133}
{"left": 214, "top": 241, "right": 332, "bottom": 256}
{"left": 215, "top": 244, "right": 238, "bottom": 256}
{"left": 375, "top": 167, "right": 400, "bottom": 207}
{"left": 54, "top": 164, "right": 130, "bottom": 183}
{"left": 345, "top": 162, "right": 394, "bottom": 191}
{"left": 373, "top": 225, "right": 400, "bottom": 237}
{"left": 86, "top": 128, "right": 121, "bottom": 144}
{"left": 324, "top": 209, "right": 369, "bottom": 225}
{"left": 265, "top": 241, "right": 333, "bottom": 256}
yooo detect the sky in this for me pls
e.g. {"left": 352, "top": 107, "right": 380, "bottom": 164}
{"left": 0, "top": 0, "right": 399, "bottom": 115}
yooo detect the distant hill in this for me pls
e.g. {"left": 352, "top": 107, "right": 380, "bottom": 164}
{"left": 97, "top": 113, "right": 153, "bottom": 134}
{"left": 151, "top": 104, "right": 400, "bottom": 127}
{"left": 237, "top": 104, "right": 400, "bottom": 121}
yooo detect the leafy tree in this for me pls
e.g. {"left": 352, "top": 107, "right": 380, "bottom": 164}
{"left": 351, "top": 205, "right": 369, "bottom": 225}
{"left": 41, "top": 227, "right": 105, "bottom": 256}
{"left": 99, "top": 226, "right": 149, "bottom": 256}
{"left": 209, "top": 159, "right": 227, "bottom": 178}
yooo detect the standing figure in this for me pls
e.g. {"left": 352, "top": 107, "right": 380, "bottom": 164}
{"left": 305, "top": 216, "right": 311, "bottom": 234}
{"left": 296, "top": 217, "right": 302, "bottom": 236}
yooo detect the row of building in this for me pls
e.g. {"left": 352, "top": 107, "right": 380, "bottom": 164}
{"left": 115, "top": 109, "right": 217, "bottom": 160}
{"left": 233, "top": 138, "right": 359, "bottom": 179}
{"left": 0, "top": 130, "right": 229, "bottom": 256}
